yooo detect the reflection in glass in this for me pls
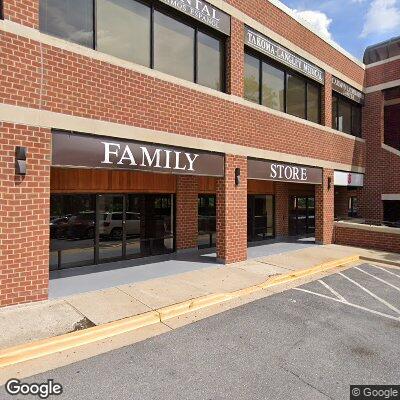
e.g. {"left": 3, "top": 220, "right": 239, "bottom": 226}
{"left": 262, "top": 63, "right": 285, "bottom": 111}
{"left": 351, "top": 105, "right": 362, "bottom": 138}
{"left": 338, "top": 99, "right": 352, "bottom": 134}
{"left": 96, "top": 0, "right": 151, "bottom": 66}
{"left": 332, "top": 95, "right": 338, "bottom": 130}
{"left": 40, "top": 0, "right": 94, "bottom": 47}
{"left": 197, "top": 32, "right": 222, "bottom": 90}
{"left": 248, "top": 195, "right": 275, "bottom": 241}
{"left": 98, "top": 195, "right": 124, "bottom": 263}
{"left": 244, "top": 53, "right": 260, "bottom": 103}
{"left": 307, "top": 83, "right": 320, "bottom": 123}
{"left": 287, "top": 74, "right": 306, "bottom": 119}
{"left": 198, "top": 195, "right": 216, "bottom": 248}
{"left": 126, "top": 195, "right": 142, "bottom": 258}
{"left": 154, "top": 11, "right": 195, "bottom": 81}
{"left": 50, "top": 195, "right": 95, "bottom": 270}
{"left": 289, "top": 196, "right": 315, "bottom": 236}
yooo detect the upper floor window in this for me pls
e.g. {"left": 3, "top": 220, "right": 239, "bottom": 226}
{"left": 40, "top": 0, "right": 225, "bottom": 91}
{"left": 244, "top": 51, "right": 321, "bottom": 124}
{"left": 332, "top": 94, "right": 362, "bottom": 138}
{"left": 40, "top": 0, "right": 94, "bottom": 48}
{"left": 384, "top": 102, "right": 400, "bottom": 151}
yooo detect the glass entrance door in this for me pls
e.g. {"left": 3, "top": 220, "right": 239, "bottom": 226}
{"left": 247, "top": 195, "right": 275, "bottom": 242}
{"left": 98, "top": 194, "right": 124, "bottom": 263}
{"left": 289, "top": 196, "right": 315, "bottom": 236}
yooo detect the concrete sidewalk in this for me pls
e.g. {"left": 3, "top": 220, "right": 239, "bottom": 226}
{"left": 1, "top": 244, "right": 399, "bottom": 350}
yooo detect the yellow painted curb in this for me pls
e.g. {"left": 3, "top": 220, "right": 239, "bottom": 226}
{"left": 0, "top": 255, "right": 360, "bottom": 369}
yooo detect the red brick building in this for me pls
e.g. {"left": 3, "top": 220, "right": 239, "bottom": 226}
{"left": 0, "top": 0, "right": 398, "bottom": 307}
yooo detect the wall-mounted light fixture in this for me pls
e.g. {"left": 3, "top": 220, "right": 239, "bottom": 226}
{"left": 235, "top": 168, "right": 241, "bottom": 186}
{"left": 15, "top": 146, "right": 27, "bottom": 175}
{"left": 328, "top": 176, "right": 332, "bottom": 190}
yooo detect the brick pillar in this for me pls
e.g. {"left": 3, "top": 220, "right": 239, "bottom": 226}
{"left": 334, "top": 187, "right": 349, "bottom": 219}
{"left": 3, "top": 0, "right": 40, "bottom": 28}
{"left": 275, "top": 182, "right": 289, "bottom": 237}
{"left": 226, "top": 18, "right": 244, "bottom": 97}
{"left": 176, "top": 175, "right": 198, "bottom": 251}
{"left": 0, "top": 123, "right": 51, "bottom": 307}
{"left": 315, "top": 169, "right": 334, "bottom": 244}
{"left": 216, "top": 155, "right": 247, "bottom": 264}
{"left": 321, "top": 72, "right": 333, "bottom": 127}
{"left": 361, "top": 91, "right": 385, "bottom": 222}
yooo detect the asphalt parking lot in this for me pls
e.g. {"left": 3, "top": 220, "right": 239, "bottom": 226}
{"left": 2, "top": 263, "right": 400, "bottom": 400}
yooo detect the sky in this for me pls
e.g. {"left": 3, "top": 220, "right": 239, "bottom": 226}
{"left": 280, "top": 0, "right": 400, "bottom": 61}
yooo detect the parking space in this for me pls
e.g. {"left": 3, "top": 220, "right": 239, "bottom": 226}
{"left": 297, "top": 263, "right": 400, "bottom": 321}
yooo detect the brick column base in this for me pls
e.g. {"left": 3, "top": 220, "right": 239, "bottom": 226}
{"left": 275, "top": 182, "right": 289, "bottom": 237}
{"left": 0, "top": 123, "right": 50, "bottom": 307}
{"left": 216, "top": 155, "right": 247, "bottom": 264}
{"left": 176, "top": 175, "right": 198, "bottom": 251}
{"left": 315, "top": 169, "right": 334, "bottom": 244}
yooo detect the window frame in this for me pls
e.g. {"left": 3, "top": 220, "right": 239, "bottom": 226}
{"left": 244, "top": 47, "right": 321, "bottom": 125}
{"left": 332, "top": 92, "right": 363, "bottom": 138}
{"left": 40, "top": 0, "right": 226, "bottom": 92}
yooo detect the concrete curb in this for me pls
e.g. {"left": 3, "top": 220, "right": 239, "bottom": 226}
{"left": 0, "top": 255, "right": 360, "bottom": 369}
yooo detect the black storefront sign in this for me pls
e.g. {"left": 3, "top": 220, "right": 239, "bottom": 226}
{"left": 52, "top": 131, "right": 225, "bottom": 177}
{"left": 159, "top": 0, "right": 231, "bottom": 35}
{"left": 332, "top": 76, "right": 365, "bottom": 104}
{"left": 248, "top": 159, "right": 323, "bottom": 185}
{"left": 244, "top": 26, "right": 325, "bottom": 84}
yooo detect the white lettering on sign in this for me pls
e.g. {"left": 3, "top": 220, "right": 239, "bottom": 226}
{"left": 270, "top": 163, "right": 308, "bottom": 182}
{"left": 159, "top": 0, "right": 230, "bottom": 34}
{"left": 245, "top": 27, "right": 325, "bottom": 83}
{"left": 101, "top": 142, "right": 200, "bottom": 172}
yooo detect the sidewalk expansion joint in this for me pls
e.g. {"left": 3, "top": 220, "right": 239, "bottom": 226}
{"left": 0, "top": 255, "right": 361, "bottom": 369}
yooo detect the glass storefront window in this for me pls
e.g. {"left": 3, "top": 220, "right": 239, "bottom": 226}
{"left": 154, "top": 11, "right": 195, "bottom": 82}
{"left": 247, "top": 195, "right": 275, "bottom": 241}
{"left": 96, "top": 0, "right": 151, "bottom": 66}
{"left": 50, "top": 194, "right": 96, "bottom": 270}
{"left": 40, "top": 0, "right": 94, "bottom": 47}
{"left": 197, "top": 31, "right": 222, "bottom": 91}
{"left": 198, "top": 195, "right": 216, "bottom": 248}
{"left": 50, "top": 193, "right": 175, "bottom": 270}
{"left": 352, "top": 105, "right": 362, "bottom": 138}
{"left": 244, "top": 53, "right": 260, "bottom": 103}
{"left": 262, "top": 63, "right": 285, "bottom": 112}
{"left": 287, "top": 73, "right": 306, "bottom": 119}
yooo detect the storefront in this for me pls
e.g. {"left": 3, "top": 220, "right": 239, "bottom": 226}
{"left": 248, "top": 158, "right": 323, "bottom": 239}
{"left": 50, "top": 130, "right": 224, "bottom": 270}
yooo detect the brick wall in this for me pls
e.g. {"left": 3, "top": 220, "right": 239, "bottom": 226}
{"left": 365, "top": 59, "right": 400, "bottom": 88}
{"left": 335, "top": 224, "right": 400, "bottom": 254}
{"left": 0, "top": 31, "right": 366, "bottom": 170}
{"left": 2, "top": 0, "right": 39, "bottom": 28}
{"left": 361, "top": 91, "right": 385, "bottom": 221}
{"left": 226, "top": 18, "right": 244, "bottom": 97}
{"left": 216, "top": 155, "right": 247, "bottom": 264}
{"left": 176, "top": 176, "right": 198, "bottom": 251}
{"left": 315, "top": 169, "right": 334, "bottom": 244}
{"left": 0, "top": 123, "right": 50, "bottom": 307}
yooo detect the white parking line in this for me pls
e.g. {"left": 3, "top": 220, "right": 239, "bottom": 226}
{"left": 318, "top": 280, "right": 347, "bottom": 302}
{"left": 370, "top": 265, "right": 400, "bottom": 279}
{"left": 294, "top": 288, "right": 400, "bottom": 322}
{"left": 355, "top": 267, "right": 400, "bottom": 293}
{"left": 339, "top": 272, "right": 400, "bottom": 315}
